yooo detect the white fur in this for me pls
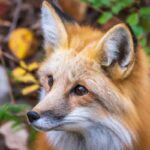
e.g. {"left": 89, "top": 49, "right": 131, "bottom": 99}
{"left": 35, "top": 91, "right": 135, "bottom": 150}
{"left": 39, "top": 88, "right": 46, "bottom": 101}
{"left": 104, "top": 39, "right": 119, "bottom": 66}
{"left": 102, "top": 27, "right": 131, "bottom": 68}
{"left": 47, "top": 131, "right": 86, "bottom": 150}
{"left": 44, "top": 108, "right": 134, "bottom": 150}
{"left": 41, "top": 6, "right": 60, "bottom": 47}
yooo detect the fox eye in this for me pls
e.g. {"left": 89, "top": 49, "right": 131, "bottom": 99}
{"left": 47, "top": 75, "right": 53, "bottom": 87}
{"left": 72, "top": 85, "right": 88, "bottom": 96}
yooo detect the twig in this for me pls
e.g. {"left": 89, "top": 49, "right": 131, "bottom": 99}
{"left": 4, "top": 0, "right": 22, "bottom": 42}
{"left": 0, "top": 47, "right": 16, "bottom": 104}
{"left": 2, "top": 52, "right": 18, "bottom": 63}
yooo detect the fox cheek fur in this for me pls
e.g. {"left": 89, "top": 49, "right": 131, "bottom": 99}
{"left": 27, "top": 1, "right": 150, "bottom": 150}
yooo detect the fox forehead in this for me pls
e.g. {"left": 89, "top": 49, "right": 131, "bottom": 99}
{"left": 46, "top": 26, "right": 103, "bottom": 55}
{"left": 38, "top": 25, "right": 106, "bottom": 79}
{"left": 62, "top": 25, "right": 103, "bottom": 52}
{"left": 38, "top": 49, "right": 101, "bottom": 81}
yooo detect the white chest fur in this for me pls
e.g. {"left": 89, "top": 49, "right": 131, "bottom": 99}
{"left": 47, "top": 120, "right": 134, "bottom": 150}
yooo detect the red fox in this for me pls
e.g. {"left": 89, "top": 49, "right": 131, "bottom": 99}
{"left": 27, "top": 1, "right": 150, "bottom": 150}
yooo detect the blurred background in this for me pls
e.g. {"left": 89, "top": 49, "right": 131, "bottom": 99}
{"left": 0, "top": 0, "right": 150, "bottom": 149}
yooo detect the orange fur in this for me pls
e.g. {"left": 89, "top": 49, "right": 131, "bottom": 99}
{"left": 31, "top": 1, "right": 150, "bottom": 150}
{"left": 34, "top": 133, "right": 55, "bottom": 150}
{"left": 59, "top": 0, "right": 87, "bottom": 22}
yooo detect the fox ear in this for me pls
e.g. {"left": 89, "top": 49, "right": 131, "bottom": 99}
{"left": 41, "top": 1, "right": 69, "bottom": 48}
{"left": 99, "top": 24, "right": 135, "bottom": 80}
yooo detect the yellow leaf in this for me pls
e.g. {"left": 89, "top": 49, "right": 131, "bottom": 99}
{"left": 28, "top": 62, "right": 39, "bottom": 71}
{"left": 22, "top": 84, "right": 40, "bottom": 95}
{"left": 8, "top": 28, "right": 37, "bottom": 60}
{"left": 20, "top": 61, "right": 28, "bottom": 69}
{"left": 12, "top": 67, "right": 26, "bottom": 77}
{"left": 16, "top": 73, "right": 38, "bottom": 83}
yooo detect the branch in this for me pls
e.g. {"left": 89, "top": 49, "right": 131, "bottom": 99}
{"left": 4, "top": 0, "right": 22, "bottom": 42}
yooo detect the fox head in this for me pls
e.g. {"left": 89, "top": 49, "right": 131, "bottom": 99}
{"left": 27, "top": 1, "right": 142, "bottom": 149}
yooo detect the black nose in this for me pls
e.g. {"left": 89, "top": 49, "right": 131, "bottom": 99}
{"left": 27, "top": 111, "right": 40, "bottom": 123}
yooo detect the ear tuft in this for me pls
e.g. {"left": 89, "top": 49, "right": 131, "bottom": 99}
{"left": 99, "top": 24, "right": 135, "bottom": 79}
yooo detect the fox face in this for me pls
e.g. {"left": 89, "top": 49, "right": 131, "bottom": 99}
{"left": 27, "top": 1, "right": 147, "bottom": 150}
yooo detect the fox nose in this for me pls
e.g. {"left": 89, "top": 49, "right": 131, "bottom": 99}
{"left": 27, "top": 111, "right": 40, "bottom": 123}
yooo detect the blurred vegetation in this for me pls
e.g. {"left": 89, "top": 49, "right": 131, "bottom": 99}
{"left": 81, "top": 0, "right": 150, "bottom": 54}
{"left": 0, "top": 104, "right": 29, "bottom": 126}
{"left": 0, "top": 0, "right": 149, "bottom": 149}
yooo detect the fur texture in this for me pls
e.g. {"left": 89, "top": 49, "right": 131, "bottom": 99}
{"left": 28, "top": 1, "right": 150, "bottom": 150}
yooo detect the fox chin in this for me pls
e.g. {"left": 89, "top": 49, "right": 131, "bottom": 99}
{"left": 27, "top": 1, "right": 150, "bottom": 150}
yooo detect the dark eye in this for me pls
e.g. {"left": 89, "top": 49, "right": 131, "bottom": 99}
{"left": 72, "top": 85, "right": 88, "bottom": 96}
{"left": 48, "top": 75, "right": 53, "bottom": 87}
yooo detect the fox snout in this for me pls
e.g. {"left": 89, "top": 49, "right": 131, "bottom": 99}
{"left": 27, "top": 109, "right": 66, "bottom": 124}
{"left": 26, "top": 95, "right": 71, "bottom": 131}
{"left": 26, "top": 109, "right": 67, "bottom": 131}
{"left": 27, "top": 111, "right": 40, "bottom": 123}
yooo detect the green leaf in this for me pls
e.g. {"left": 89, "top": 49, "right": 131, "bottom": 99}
{"left": 145, "top": 47, "right": 150, "bottom": 54}
{"left": 140, "top": 15, "right": 150, "bottom": 31}
{"left": 140, "top": 38, "right": 147, "bottom": 48}
{"left": 131, "top": 25, "right": 144, "bottom": 37}
{"left": 111, "top": 3, "right": 124, "bottom": 14}
{"left": 98, "top": 12, "right": 113, "bottom": 24}
{"left": 121, "top": 0, "right": 133, "bottom": 7}
{"left": 0, "top": 104, "right": 30, "bottom": 124}
{"left": 100, "top": 0, "right": 111, "bottom": 7}
{"left": 139, "top": 7, "right": 150, "bottom": 16}
{"left": 81, "top": 0, "right": 102, "bottom": 8}
{"left": 126, "top": 13, "right": 139, "bottom": 26}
